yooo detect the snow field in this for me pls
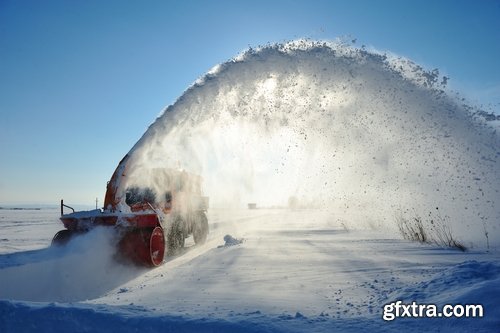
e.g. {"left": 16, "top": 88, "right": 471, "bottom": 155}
{"left": 1, "top": 208, "right": 499, "bottom": 332}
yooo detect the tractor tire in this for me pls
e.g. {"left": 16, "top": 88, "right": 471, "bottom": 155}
{"left": 167, "top": 216, "right": 185, "bottom": 255}
{"left": 51, "top": 229, "right": 74, "bottom": 247}
{"left": 193, "top": 212, "right": 209, "bottom": 245}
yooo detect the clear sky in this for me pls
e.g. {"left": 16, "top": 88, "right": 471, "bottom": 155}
{"left": 1, "top": 0, "right": 499, "bottom": 205}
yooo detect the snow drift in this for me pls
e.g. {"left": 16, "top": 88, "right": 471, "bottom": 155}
{"left": 113, "top": 40, "right": 498, "bottom": 248}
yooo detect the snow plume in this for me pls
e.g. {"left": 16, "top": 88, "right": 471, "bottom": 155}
{"left": 0, "top": 227, "right": 143, "bottom": 302}
{"left": 120, "top": 40, "right": 499, "bottom": 247}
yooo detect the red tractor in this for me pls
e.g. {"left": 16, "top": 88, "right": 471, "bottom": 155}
{"left": 53, "top": 154, "right": 209, "bottom": 267}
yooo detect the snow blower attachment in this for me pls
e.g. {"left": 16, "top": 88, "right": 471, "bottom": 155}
{"left": 53, "top": 154, "right": 209, "bottom": 267}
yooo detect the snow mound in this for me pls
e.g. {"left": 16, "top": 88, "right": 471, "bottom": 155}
{"left": 395, "top": 260, "right": 500, "bottom": 310}
{"left": 386, "top": 260, "right": 500, "bottom": 330}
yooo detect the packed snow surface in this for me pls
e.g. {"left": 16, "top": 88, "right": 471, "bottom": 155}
{"left": 1, "top": 208, "right": 499, "bottom": 332}
{"left": 1, "top": 41, "right": 500, "bottom": 332}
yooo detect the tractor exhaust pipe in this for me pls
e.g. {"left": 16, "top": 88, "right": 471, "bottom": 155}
{"left": 60, "top": 199, "right": 75, "bottom": 216}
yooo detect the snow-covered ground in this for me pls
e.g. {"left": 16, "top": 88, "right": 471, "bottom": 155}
{"left": 1, "top": 207, "right": 499, "bottom": 332}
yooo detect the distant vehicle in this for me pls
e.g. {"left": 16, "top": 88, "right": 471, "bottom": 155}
{"left": 53, "top": 154, "right": 209, "bottom": 267}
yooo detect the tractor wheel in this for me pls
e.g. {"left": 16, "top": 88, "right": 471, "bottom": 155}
{"left": 167, "top": 216, "right": 185, "bottom": 255}
{"left": 193, "top": 212, "right": 209, "bottom": 245}
{"left": 118, "top": 227, "right": 165, "bottom": 267}
{"left": 51, "top": 229, "right": 74, "bottom": 247}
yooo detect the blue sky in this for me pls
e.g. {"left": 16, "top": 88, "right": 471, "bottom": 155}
{"left": 1, "top": 0, "right": 499, "bottom": 205}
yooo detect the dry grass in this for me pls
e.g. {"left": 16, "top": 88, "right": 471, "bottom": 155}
{"left": 396, "top": 208, "right": 466, "bottom": 251}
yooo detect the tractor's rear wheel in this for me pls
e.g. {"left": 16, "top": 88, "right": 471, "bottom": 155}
{"left": 167, "top": 216, "right": 185, "bottom": 255}
{"left": 193, "top": 212, "right": 209, "bottom": 245}
{"left": 118, "top": 227, "right": 165, "bottom": 267}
